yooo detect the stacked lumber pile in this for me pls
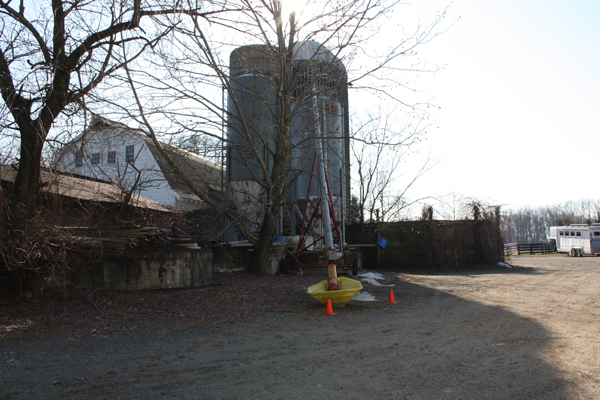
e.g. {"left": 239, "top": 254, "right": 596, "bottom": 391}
{"left": 59, "top": 227, "right": 200, "bottom": 252}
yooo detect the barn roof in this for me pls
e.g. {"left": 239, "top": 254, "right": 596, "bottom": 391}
{"left": 0, "top": 166, "right": 170, "bottom": 212}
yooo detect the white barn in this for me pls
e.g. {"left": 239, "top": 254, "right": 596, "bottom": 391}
{"left": 55, "top": 117, "right": 223, "bottom": 211}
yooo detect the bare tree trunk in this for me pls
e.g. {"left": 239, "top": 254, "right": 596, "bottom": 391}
{"left": 6, "top": 119, "right": 47, "bottom": 221}
{"left": 250, "top": 210, "right": 278, "bottom": 275}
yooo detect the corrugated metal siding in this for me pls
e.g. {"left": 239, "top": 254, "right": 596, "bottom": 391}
{"left": 289, "top": 99, "right": 344, "bottom": 200}
{"left": 227, "top": 74, "right": 277, "bottom": 181}
{"left": 291, "top": 100, "right": 318, "bottom": 199}
{"left": 323, "top": 100, "right": 344, "bottom": 198}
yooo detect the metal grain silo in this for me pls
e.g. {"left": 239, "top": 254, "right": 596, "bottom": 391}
{"left": 227, "top": 46, "right": 278, "bottom": 182}
{"left": 290, "top": 41, "right": 349, "bottom": 236}
{"left": 226, "top": 42, "right": 349, "bottom": 239}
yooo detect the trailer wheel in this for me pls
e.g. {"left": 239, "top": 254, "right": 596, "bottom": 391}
{"left": 570, "top": 249, "right": 576, "bottom": 257}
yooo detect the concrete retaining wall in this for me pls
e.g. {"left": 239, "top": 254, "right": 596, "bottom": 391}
{"left": 72, "top": 247, "right": 286, "bottom": 290}
{"left": 73, "top": 249, "right": 212, "bottom": 290}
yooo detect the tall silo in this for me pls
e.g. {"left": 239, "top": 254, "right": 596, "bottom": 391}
{"left": 227, "top": 41, "right": 349, "bottom": 240}
{"left": 227, "top": 45, "right": 279, "bottom": 237}
{"left": 289, "top": 41, "right": 349, "bottom": 239}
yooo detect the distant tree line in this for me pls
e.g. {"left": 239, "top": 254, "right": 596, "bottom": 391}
{"left": 502, "top": 199, "right": 600, "bottom": 244}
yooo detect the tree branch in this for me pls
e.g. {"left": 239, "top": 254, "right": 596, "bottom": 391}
{"left": 0, "top": 0, "right": 52, "bottom": 65}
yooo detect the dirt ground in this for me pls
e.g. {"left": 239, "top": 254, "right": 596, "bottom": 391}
{"left": 1, "top": 254, "right": 600, "bottom": 399}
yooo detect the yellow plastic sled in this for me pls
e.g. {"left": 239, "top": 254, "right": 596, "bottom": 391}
{"left": 307, "top": 277, "right": 363, "bottom": 308}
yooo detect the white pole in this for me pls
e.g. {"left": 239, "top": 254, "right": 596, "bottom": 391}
{"left": 313, "top": 95, "right": 341, "bottom": 290}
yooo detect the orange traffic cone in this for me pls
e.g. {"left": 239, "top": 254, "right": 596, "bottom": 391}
{"left": 324, "top": 299, "right": 336, "bottom": 316}
{"left": 388, "top": 290, "right": 396, "bottom": 304}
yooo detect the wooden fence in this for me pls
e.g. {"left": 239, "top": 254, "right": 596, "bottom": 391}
{"left": 346, "top": 217, "right": 503, "bottom": 270}
{"left": 504, "top": 243, "right": 554, "bottom": 256}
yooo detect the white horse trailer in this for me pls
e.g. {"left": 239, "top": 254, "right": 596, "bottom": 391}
{"left": 548, "top": 225, "right": 600, "bottom": 256}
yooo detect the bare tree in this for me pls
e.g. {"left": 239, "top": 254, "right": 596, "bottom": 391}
{"left": 0, "top": 0, "right": 217, "bottom": 220}
{"left": 350, "top": 107, "right": 435, "bottom": 224}
{"left": 502, "top": 199, "right": 600, "bottom": 244}
{"left": 431, "top": 193, "right": 484, "bottom": 221}
{"left": 108, "top": 0, "right": 447, "bottom": 274}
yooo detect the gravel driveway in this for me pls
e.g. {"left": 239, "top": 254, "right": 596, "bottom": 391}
{"left": 2, "top": 255, "right": 600, "bottom": 399}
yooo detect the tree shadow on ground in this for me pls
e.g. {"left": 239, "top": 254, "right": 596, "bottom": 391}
{"left": 1, "top": 272, "right": 578, "bottom": 399}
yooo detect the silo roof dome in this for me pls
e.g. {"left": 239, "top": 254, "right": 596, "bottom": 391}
{"left": 293, "top": 40, "right": 335, "bottom": 62}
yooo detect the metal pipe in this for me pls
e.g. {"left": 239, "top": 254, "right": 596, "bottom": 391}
{"left": 313, "top": 95, "right": 335, "bottom": 257}
{"left": 313, "top": 94, "right": 340, "bottom": 290}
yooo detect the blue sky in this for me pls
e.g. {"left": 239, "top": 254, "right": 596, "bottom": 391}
{"left": 392, "top": 0, "right": 600, "bottom": 210}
